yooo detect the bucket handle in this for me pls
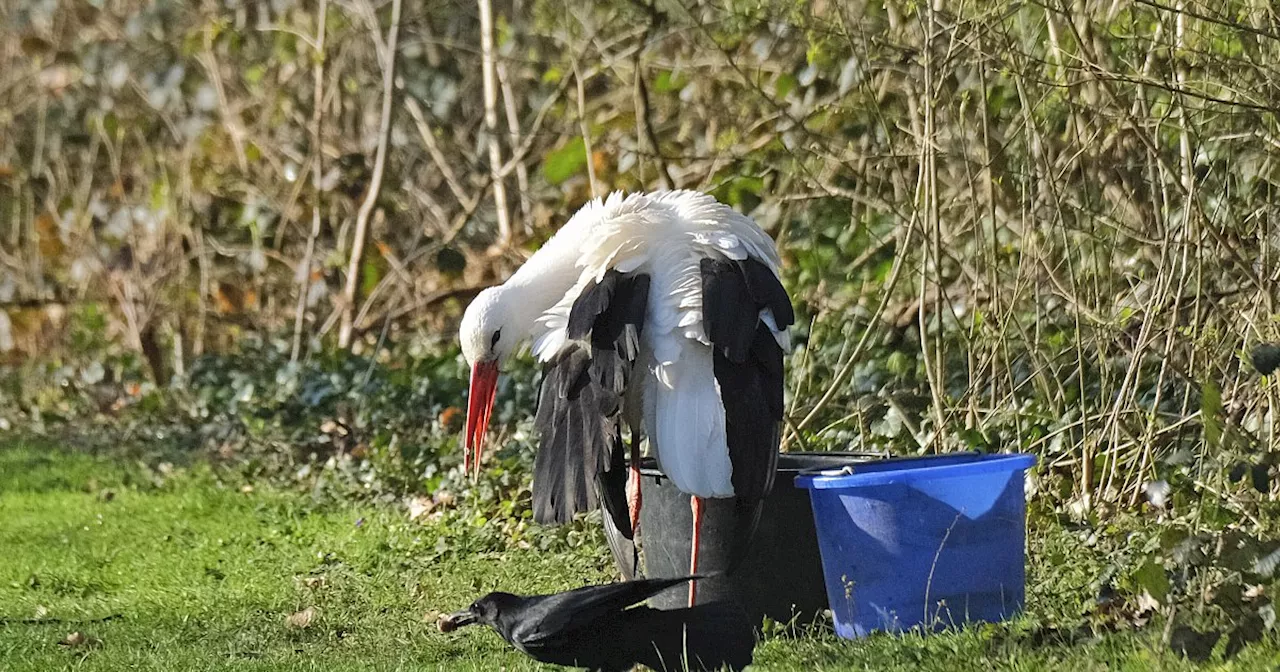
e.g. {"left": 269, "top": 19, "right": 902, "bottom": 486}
{"left": 794, "top": 450, "right": 983, "bottom": 478}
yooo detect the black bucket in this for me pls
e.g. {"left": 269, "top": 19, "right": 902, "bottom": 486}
{"left": 630, "top": 452, "right": 878, "bottom": 628}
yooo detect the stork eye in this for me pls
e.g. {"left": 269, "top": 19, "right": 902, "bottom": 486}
{"left": 490, "top": 330, "right": 502, "bottom": 347}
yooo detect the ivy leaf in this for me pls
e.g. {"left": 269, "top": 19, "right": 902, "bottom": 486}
{"left": 1170, "top": 625, "right": 1220, "bottom": 661}
{"left": 1251, "top": 464, "right": 1270, "bottom": 493}
{"left": 1225, "top": 612, "right": 1266, "bottom": 658}
{"left": 1132, "top": 558, "right": 1169, "bottom": 604}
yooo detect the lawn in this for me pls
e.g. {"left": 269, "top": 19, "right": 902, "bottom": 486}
{"left": 2, "top": 441, "right": 1278, "bottom": 671}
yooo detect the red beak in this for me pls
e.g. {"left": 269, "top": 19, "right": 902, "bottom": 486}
{"left": 464, "top": 360, "right": 500, "bottom": 478}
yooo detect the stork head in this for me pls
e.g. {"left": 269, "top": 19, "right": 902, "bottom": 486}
{"left": 458, "top": 286, "right": 519, "bottom": 477}
{"left": 459, "top": 286, "right": 521, "bottom": 366}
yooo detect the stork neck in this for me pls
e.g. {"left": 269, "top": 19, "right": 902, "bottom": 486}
{"left": 506, "top": 241, "right": 581, "bottom": 304}
{"left": 497, "top": 251, "right": 579, "bottom": 342}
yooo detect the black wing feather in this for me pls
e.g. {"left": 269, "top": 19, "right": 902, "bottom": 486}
{"left": 700, "top": 261, "right": 757, "bottom": 362}
{"left": 596, "top": 428, "right": 639, "bottom": 580}
{"left": 532, "top": 272, "right": 649, "bottom": 529}
{"left": 700, "top": 256, "right": 792, "bottom": 569}
{"left": 740, "top": 256, "right": 795, "bottom": 327}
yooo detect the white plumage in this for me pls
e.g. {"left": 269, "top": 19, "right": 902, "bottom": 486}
{"left": 474, "top": 190, "right": 785, "bottom": 499}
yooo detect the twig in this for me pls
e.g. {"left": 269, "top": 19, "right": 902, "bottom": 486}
{"left": 572, "top": 57, "right": 599, "bottom": 197}
{"left": 404, "top": 97, "right": 470, "bottom": 205}
{"left": 197, "top": 32, "right": 248, "bottom": 173}
{"left": 916, "top": 3, "right": 946, "bottom": 449}
{"left": 495, "top": 58, "right": 532, "bottom": 227}
{"left": 631, "top": 12, "right": 671, "bottom": 189}
{"left": 1133, "top": 0, "right": 1280, "bottom": 42}
{"left": 477, "top": 0, "right": 512, "bottom": 243}
{"left": 0, "top": 613, "right": 124, "bottom": 626}
{"left": 292, "top": 0, "right": 328, "bottom": 363}
{"left": 338, "top": 0, "right": 402, "bottom": 350}
{"left": 786, "top": 225, "right": 912, "bottom": 444}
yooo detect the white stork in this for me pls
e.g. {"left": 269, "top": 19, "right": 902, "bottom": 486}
{"left": 458, "top": 190, "right": 793, "bottom": 606}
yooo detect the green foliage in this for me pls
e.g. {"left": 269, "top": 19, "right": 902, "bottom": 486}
{"left": 6, "top": 0, "right": 1280, "bottom": 663}
{"left": 541, "top": 137, "right": 588, "bottom": 185}
{"left": 0, "top": 443, "right": 612, "bottom": 671}
{"left": 7, "top": 442, "right": 1280, "bottom": 669}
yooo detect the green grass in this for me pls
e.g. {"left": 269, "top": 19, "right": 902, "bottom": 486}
{"left": 2, "top": 441, "right": 1279, "bottom": 671}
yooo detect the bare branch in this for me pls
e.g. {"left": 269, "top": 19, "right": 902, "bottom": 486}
{"left": 496, "top": 58, "right": 532, "bottom": 228}
{"left": 292, "top": 0, "right": 328, "bottom": 364}
{"left": 338, "top": 0, "right": 402, "bottom": 350}
{"left": 572, "top": 57, "right": 599, "bottom": 197}
{"left": 478, "top": 0, "right": 512, "bottom": 243}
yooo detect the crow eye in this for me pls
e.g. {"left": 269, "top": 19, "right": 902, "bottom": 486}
{"left": 490, "top": 329, "right": 502, "bottom": 347}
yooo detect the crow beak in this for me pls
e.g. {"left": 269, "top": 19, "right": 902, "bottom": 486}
{"left": 439, "top": 608, "right": 479, "bottom": 632}
{"left": 464, "top": 359, "right": 499, "bottom": 480}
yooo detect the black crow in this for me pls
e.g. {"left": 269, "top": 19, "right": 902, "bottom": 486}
{"left": 438, "top": 576, "right": 754, "bottom": 671}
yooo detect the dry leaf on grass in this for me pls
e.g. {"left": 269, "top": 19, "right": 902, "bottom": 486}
{"left": 285, "top": 606, "right": 316, "bottom": 629}
{"left": 437, "top": 616, "right": 457, "bottom": 633}
{"left": 58, "top": 631, "right": 102, "bottom": 649}
{"left": 406, "top": 496, "right": 433, "bottom": 520}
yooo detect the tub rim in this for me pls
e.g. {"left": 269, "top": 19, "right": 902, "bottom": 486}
{"left": 794, "top": 452, "right": 1037, "bottom": 490}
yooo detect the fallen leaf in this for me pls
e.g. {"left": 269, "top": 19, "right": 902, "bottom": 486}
{"left": 34, "top": 213, "right": 64, "bottom": 259}
{"left": 1135, "top": 591, "right": 1160, "bottom": 615}
{"left": 406, "top": 496, "right": 432, "bottom": 520}
{"left": 20, "top": 35, "right": 54, "bottom": 56}
{"left": 58, "top": 631, "right": 101, "bottom": 649}
{"left": 437, "top": 614, "right": 457, "bottom": 633}
{"left": 439, "top": 406, "right": 463, "bottom": 432}
{"left": 285, "top": 607, "right": 316, "bottom": 629}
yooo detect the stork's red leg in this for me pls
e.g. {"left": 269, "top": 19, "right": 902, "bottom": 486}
{"left": 626, "top": 441, "right": 642, "bottom": 534}
{"left": 688, "top": 495, "right": 704, "bottom": 607}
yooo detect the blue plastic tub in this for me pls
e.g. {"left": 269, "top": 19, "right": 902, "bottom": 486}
{"left": 794, "top": 452, "right": 1036, "bottom": 638}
